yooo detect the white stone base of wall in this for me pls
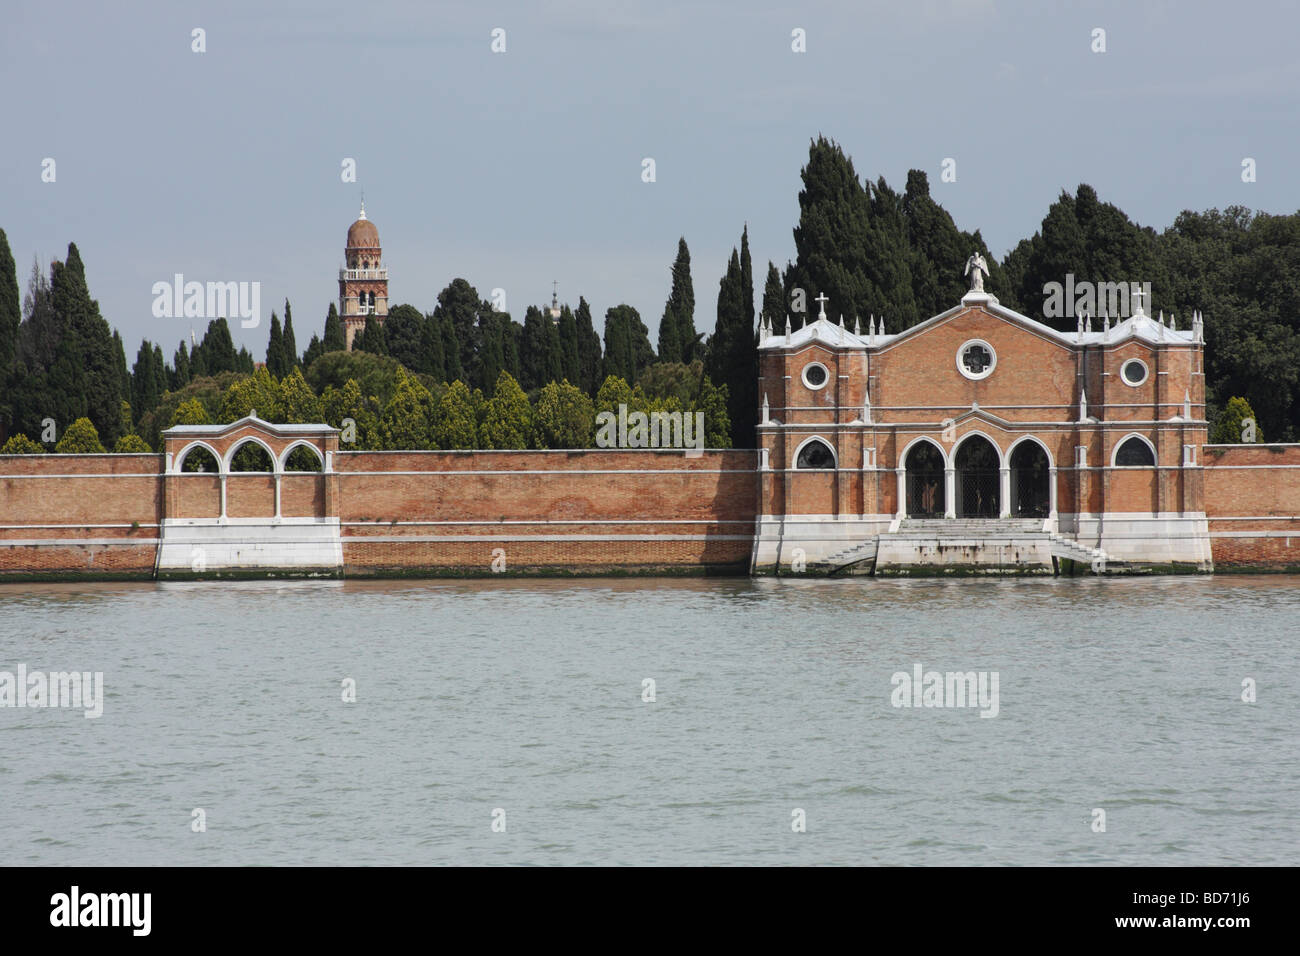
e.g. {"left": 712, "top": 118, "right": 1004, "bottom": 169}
{"left": 751, "top": 515, "right": 894, "bottom": 572}
{"left": 156, "top": 517, "right": 343, "bottom": 572}
{"left": 1059, "top": 512, "right": 1213, "bottom": 570}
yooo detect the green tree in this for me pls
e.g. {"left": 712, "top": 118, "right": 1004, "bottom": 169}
{"left": 172, "top": 341, "right": 191, "bottom": 389}
{"left": 707, "top": 239, "right": 757, "bottom": 447}
{"left": 266, "top": 311, "right": 286, "bottom": 377}
{"left": 1, "top": 433, "right": 45, "bottom": 454}
{"left": 196, "top": 317, "right": 238, "bottom": 375}
{"left": 480, "top": 371, "right": 533, "bottom": 448}
{"left": 305, "top": 349, "right": 405, "bottom": 406}
{"left": 602, "top": 304, "right": 654, "bottom": 383}
{"left": 50, "top": 244, "right": 124, "bottom": 445}
{"left": 220, "top": 368, "right": 283, "bottom": 422}
{"left": 282, "top": 299, "right": 298, "bottom": 370}
{"left": 355, "top": 315, "right": 388, "bottom": 356}
{"left": 378, "top": 367, "right": 437, "bottom": 449}
{"left": 533, "top": 380, "right": 596, "bottom": 449}
{"left": 575, "top": 296, "right": 602, "bottom": 395}
{"left": 322, "top": 378, "right": 381, "bottom": 450}
{"left": 323, "top": 303, "right": 346, "bottom": 352}
{"left": 171, "top": 398, "right": 211, "bottom": 426}
{"left": 556, "top": 304, "right": 581, "bottom": 385}
{"left": 419, "top": 311, "right": 447, "bottom": 383}
{"left": 383, "top": 303, "right": 425, "bottom": 371}
{"left": 434, "top": 380, "right": 478, "bottom": 449}
{"left": 113, "top": 433, "right": 152, "bottom": 453}
{"left": 280, "top": 367, "right": 323, "bottom": 423}
{"left": 131, "top": 340, "right": 162, "bottom": 425}
{"left": 1210, "top": 396, "right": 1264, "bottom": 444}
{"left": 658, "top": 238, "right": 696, "bottom": 363}
{"left": 0, "top": 228, "right": 19, "bottom": 379}
{"left": 55, "top": 416, "right": 106, "bottom": 453}
{"left": 521, "top": 305, "right": 563, "bottom": 389}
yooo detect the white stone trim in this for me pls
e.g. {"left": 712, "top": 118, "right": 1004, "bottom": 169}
{"left": 801, "top": 361, "right": 830, "bottom": 391}
{"left": 1120, "top": 357, "right": 1149, "bottom": 387}
{"left": 791, "top": 435, "right": 838, "bottom": 470}
{"left": 1111, "top": 433, "right": 1157, "bottom": 467}
{"left": 956, "top": 338, "right": 997, "bottom": 381}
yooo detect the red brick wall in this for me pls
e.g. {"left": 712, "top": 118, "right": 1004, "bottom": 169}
{"left": 335, "top": 449, "right": 758, "bottom": 573}
{"left": 1204, "top": 445, "right": 1300, "bottom": 569}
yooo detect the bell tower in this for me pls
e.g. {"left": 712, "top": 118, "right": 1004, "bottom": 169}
{"left": 339, "top": 199, "right": 389, "bottom": 350}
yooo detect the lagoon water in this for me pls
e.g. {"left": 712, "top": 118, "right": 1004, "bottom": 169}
{"left": 1, "top": 575, "right": 1296, "bottom": 866}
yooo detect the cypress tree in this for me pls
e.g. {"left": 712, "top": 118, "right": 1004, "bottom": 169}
{"left": 0, "top": 228, "right": 18, "bottom": 377}
{"left": 200, "top": 318, "right": 237, "bottom": 374}
{"left": 419, "top": 312, "right": 446, "bottom": 383}
{"left": 707, "top": 243, "right": 757, "bottom": 448}
{"left": 282, "top": 300, "right": 297, "bottom": 370}
{"left": 131, "top": 341, "right": 158, "bottom": 424}
{"left": 575, "top": 296, "right": 602, "bottom": 395}
{"left": 761, "top": 262, "right": 783, "bottom": 332}
{"left": 557, "top": 304, "right": 581, "bottom": 385}
{"left": 173, "top": 341, "right": 191, "bottom": 388}
{"left": 323, "top": 303, "right": 346, "bottom": 352}
{"left": 152, "top": 343, "right": 167, "bottom": 407}
{"left": 51, "top": 243, "right": 122, "bottom": 444}
{"left": 521, "top": 306, "right": 552, "bottom": 390}
{"left": 266, "top": 312, "right": 285, "bottom": 376}
{"left": 740, "top": 225, "right": 754, "bottom": 336}
{"left": 658, "top": 238, "right": 695, "bottom": 363}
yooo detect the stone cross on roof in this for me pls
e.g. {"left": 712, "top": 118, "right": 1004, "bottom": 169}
{"left": 815, "top": 292, "right": 829, "bottom": 321}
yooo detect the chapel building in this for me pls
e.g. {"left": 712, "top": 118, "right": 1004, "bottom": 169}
{"left": 752, "top": 273, "right": 1212, "bottom": 574}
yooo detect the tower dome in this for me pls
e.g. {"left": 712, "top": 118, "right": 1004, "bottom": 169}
{"left": 346, "top": 201, "right": 380, "bottom": 249}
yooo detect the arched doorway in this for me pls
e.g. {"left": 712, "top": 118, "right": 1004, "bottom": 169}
{"left": 955, "top": 436, "right": 1000, "bottom": 518}
{"left": 1010, "top": 441, "right": 1050, "bottom": 518}
{"left": 905, "top": 441, "right": 945, "bottom": 517}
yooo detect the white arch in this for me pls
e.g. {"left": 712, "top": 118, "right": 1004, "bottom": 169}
{"left": 900, "top": 435, "right": 949, "bottom": 470}
{"left": 1111, "top": 432, "right": 1157, "bottom": 467}
{"left": 792, "top": 435, "right": 837, "bottom": 470}
{"left": 278, "top": 439, "right": 325, "bottom": 473}
{"left": 223, "top": 435, "right": 280, "bottom": 474}
{"left": 172, "top": 440, "right": 223, "bottom": 475}
{"left": 1007, "top": 434, "right": 1054, "bottom": 469}
{"left": 952, "top": 430, "right": 1006, "bottom": 469}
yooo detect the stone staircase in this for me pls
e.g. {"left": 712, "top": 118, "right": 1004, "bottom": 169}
{"left": 817, "top": 518, "right": 1125, "bottom": 574}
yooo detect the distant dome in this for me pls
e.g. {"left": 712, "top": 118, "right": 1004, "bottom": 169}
{"left": 347, "top": 217, "right": 379, "bottom": 249}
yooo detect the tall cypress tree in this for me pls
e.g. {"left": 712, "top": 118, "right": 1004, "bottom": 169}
{"left": 575, "top": 296, "right": 602, "bottom": 395}
{"left": 658, "top": 238, "right": 695, "bottom": 363}
{"left": 557, "top": 304, "right": 581, "bottom": 385}
{"left": 323, "top": 303, "right": 345, "bottom": 352}
{"left": 419, "top": 312, "right": 446, "bottom": 383}
{"left": 173, "top": 341, "right": 191, "bottom": 388}
{"left": 0, "top": 229, "right": 20, "bottom": 380}
{"left": 707, "top": 242, "right": 757, "bottom": 448}
{"left": 740, "top": 225, "right": 754, "bottom": 337}
{"left": 50, "top": 243, "right": 123, "bottom": 444}
{"left": 282, "top": 299, "right": 297, "bottom": 369}
{"left": 761, "top": 262, "right": 783, "bottom": 331}
{"left": 266, "top": 312, "right": 285, "bottom": 376}
{"left": 521, "top": 306, "right": 552, "bottom": 390}
{"left": 200, "top": 317, "right": 237, "bottom": 374}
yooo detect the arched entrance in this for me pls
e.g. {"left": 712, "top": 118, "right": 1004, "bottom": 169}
{"left": 905, "top": 441, "right": 945, "bottom": 517}
{"left": 955, "top": 436, "right": 1000, "bottom": 518}
{"left": 1010, "top": 441, "right": 1050, "bottom": 518}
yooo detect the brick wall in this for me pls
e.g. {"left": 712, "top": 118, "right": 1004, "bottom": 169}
{"left": 1204, "top": 444, "right": 1300, "bottom": 569}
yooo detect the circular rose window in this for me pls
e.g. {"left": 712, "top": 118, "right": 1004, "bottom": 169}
{"left": 802, "top": 362, "right": 829, "bottom": 390}
{"left": 1121, "top": 358, "right": 1148, "bottom": 386}
{"left": 956, "top": 339, "right": 996, "bottom": 380}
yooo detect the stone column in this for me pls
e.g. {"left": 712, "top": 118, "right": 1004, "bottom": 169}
{"left": 999, "top": 466, "right": 1011, "bottom": 518}
{"left": 895, "top": 467, "right": 906, "bottom": 520}
{"left": 1048, "top": 466, "right": 1059, "bottom": 531}
{"left": 944, "top": 467, "right": 956, "bottom": 519}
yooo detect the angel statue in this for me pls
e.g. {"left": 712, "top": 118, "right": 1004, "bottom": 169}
{"left": 964, "top": 252, "right": 989, "bottom": 293}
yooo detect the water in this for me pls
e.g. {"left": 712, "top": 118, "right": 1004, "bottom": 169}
{"left": 0, "top": 575, "right": 1296, "bottom": 866}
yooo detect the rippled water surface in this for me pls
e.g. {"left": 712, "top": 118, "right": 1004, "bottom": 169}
{"left": 1, "top": 575, "right": 1296, "bottom": 865}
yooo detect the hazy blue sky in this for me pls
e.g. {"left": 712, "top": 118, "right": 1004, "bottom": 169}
{"left": 3, "top": 0, "right": 1296, "bottom": 361}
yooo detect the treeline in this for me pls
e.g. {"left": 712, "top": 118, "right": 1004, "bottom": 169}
{"left": 3, "top": 135, "right": 1298, "bottom": 450}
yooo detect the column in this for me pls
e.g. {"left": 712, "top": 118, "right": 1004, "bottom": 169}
{"left": 1048, "top": 466, "right": 1059, "bottom": 531}
{"left": 219, "top": 474, "right": 227, "bottom": 521}
{"left": 999, "top": 467, "right": 1011, "bottom": 518}
{"left": 895, "top": 467, "right": 906, "bottom": 520}
{"left": 944, "top": 467, "right": 956, "bottom": 519}
{"left": 274, "top": 473, "right": 282, "bottom": 521}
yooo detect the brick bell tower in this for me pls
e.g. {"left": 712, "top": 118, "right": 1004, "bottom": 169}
{"left": 339, "top": 199, "right": 389, "bottom": 350}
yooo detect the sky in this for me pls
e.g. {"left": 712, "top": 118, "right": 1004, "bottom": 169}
{"left": 2, "top": 0, "right": 1297, "bottom": 362}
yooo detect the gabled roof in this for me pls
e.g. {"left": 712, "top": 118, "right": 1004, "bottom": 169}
{"left": 759, "top": 291, "right": 1199, "bottom": 352}
{"left": 162, "top": 412, "right": 338, "bottom": 437}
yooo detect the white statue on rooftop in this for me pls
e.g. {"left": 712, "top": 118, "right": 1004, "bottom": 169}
{"left": 964, "top": 252, "right": 989, "bottom": 293}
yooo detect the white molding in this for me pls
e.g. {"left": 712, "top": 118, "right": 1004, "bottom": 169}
{"left": 956, "top": 338, "right": 997, "bottom": 381}
{"left": 791, "top": 435, "right": 838, "bottom": 469}
{"left": 1111, "top": 433, "right": 1157, "bottom": 467}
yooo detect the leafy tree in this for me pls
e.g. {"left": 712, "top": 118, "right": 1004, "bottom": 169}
{"left": 432, "top": 279, "right": 492, "bottom": 387}
{"left": 434, "top": 380, "right": 478, "bottom": 449}
{"left": 113, "top": 433, "right": 152, "bottom": 453}
{"left": 55, "top": 416, "right": 105, "bottom": 453}
{"left": 305, "top": 349, "right": 405, "bottom": 406}
{"left": 1209, "top": 396, "right": 1264, "bottom": 444}
{"left": 322, "top": 378, "right": 381, "bottom": 450}
{"left": 280, "top": 367, "right": 323, "bottom": 423}
{"left": 596, "top": 374, "right": 637, "bottom": 414}
{"left": 220, "top": 368, "right": 283, "bottom": 422}
{"left": 480, "top": 371, "right": 533, "bottom": 448}
{"left": 379, "top": 367, "right": 437, "bottom": 449}
{"left": 383, "top": 303, "right": 425, "bottom": 371}
{"left": 323, "top": 303, "right": 346, "bottom": 352}
{"left": 533, "top": 380, "right": 595, "bottom": 448}
{"left": 355, "top": 315, "right": 388, "bottom": 356}
{"left": 171, "top": 398, "right": 211, "bottom": 426}
{"left": 602, "top": 304, "right": 654, "bottom": 382}
{"left": 1, "top": 433, "right": 44, "bottom": 454}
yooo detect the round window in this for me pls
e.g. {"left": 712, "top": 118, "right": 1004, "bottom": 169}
{"left": 956, "top": 339, "right": 996, "bottom": 380}
{"left": 1121, "top": 359, "right": 1148, "bottom": 386}
{"left": 802, "top": 362, "right": 829, "bottom": 390}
